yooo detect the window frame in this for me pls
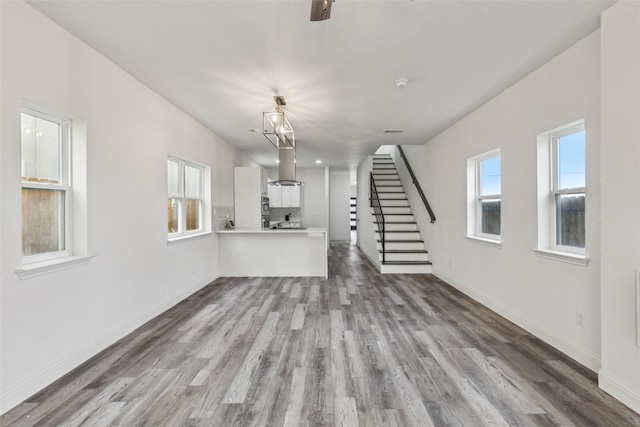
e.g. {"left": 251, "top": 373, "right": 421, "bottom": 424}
{"left": 167, "top": 156, "right": 206, "bottom": 239}
{"left": 549, "top": 123, "right": 586, "bottom": 254}
{"left": 21, "top": 108, "right": 72, "bottom": 264}
{"left": 467, "top": 149, "right": 502, "bottom": 244}
{"left": 534, "top": 119, "right": 588, "bottom": 265}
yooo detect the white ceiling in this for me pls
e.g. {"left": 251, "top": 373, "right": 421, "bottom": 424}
{"left": 28, "top": 0, "right": 613, "bottom": 170}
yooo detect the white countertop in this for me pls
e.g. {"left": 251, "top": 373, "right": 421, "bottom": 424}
{"left": 216, "top": 227, "right": 326, "bottom": 234}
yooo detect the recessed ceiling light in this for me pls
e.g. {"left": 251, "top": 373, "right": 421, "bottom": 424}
{"left": 276, "top": 160, "right": 280, "bottom": 163}
{"left": 315, "top": 160, "right": 322, "bottom": 164}
{"left": 384, "top": 129, "right": 405, "bottom": 133}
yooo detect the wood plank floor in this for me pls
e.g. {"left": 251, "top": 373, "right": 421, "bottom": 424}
{"left": 3, "top": 240, "right": 640, "bottom": 426}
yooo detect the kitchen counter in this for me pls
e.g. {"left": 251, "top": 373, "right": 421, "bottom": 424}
{"left": 217, "top": 227, "right": 324, "bottom": 234}
{"left": 216, "top": 228, "right": 328, "bottom": 278}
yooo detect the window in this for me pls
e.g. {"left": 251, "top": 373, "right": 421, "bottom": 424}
{"left": 535, "top": 120, "right": 587, "bottom": 264}
{"left": 21, "top": 110, "right": 70, "bottom": 260}
{"left": 168, "top": 157, "right": 209, "bottom": 238}
{"left": 467, "top": 150, "right": 501, "bottom": 243}
{"left": 552, "top": 126, "right": 585, "bottom": 249}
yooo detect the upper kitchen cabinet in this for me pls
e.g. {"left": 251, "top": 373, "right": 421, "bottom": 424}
{"left": 268, "top": 184, "right": 281, "bottom": 207}
{"left": 284, "top": 186, "right": 301, "bottom": 207}
{"left": 269, "top": 185, "right": 301, "bottom": 208}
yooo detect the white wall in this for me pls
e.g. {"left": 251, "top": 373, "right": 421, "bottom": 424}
{"left": 356, "top": 157, "right": 379, "bottom": 268}
{"left": 599, "top": 0, "right": 640, "bottom": 413}
{"left": 300, "top": 168, "right": 329, "bottom": 228}
{"left": 0, "top": 1, "right": 254, "bottom": 413}
{"left": 329, "top": 170, "right": 351, "bottom": 241}
{"left": 406, "top": 32, "right": 603, "bottom": 370}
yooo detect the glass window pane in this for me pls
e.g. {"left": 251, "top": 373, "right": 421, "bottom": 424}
{"left": 22, "top": 188, "right": 65, "bottom": 255}
{"left": 21, "top": 113, "right": 61, "bottom": 184}
{"left": 480, "top": 156, "right": 501, "bottom": 196}
{"left": 558, "top": 130, "right": 585, "bottom": 189}
{"left": 185, "top": 199, "right": 201, "bottom": 231}
{"left": 168, "top": 198, "right": 179, "bottom": 233}
{"left": 184, "top": 165, "right": 201, "bottom": 198}
{"left": 167, "top": 159, "right": 180, "bottom": 196}
{"left": 480, "top": 198, "right": 501, "bottom": 235}
{"left": 556, "top": 193, "right": 585, "bottom": 248}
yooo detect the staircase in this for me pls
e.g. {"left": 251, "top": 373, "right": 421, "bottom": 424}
{"left": 371, "top": 154, "right": 432, "bottom": 274}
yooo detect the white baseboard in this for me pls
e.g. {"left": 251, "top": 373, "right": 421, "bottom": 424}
{"left": 432, "top": 270, "right": 601, "bottom": 372}
{"left": 0, "top": 274, "right": 217, "bottom": 415}
{"left": 599, "top": 369, "right": 640, "bottom": 414}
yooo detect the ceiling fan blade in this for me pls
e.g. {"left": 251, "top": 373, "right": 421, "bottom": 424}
{"left": 310, "top": 0, "right": 332, "bottom": 21}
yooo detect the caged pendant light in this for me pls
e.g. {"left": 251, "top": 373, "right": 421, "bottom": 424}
{"left": 263, "top": 96, "right": 295, "bottom": 150}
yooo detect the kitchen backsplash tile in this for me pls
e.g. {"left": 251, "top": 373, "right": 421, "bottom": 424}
{"left": 270, "top": 207, "right": 301, "bottom": 221}
{"left": 212, "top": 206, "right": 234, "bottom": 230}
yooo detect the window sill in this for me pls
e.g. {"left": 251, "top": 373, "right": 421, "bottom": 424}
{"left": 16, "top": 254, "right": 95, "bottom": 279}
{"left": 531, "top": 248, "right": 589, "bottom": 266}
{"left": 167, "top": 231, "right": 212, "bottom": 243}
{"left": 465, "top": 235, "right": 502, "bottom": 248}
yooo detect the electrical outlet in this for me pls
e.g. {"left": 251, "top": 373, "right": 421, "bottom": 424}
{"left": 576, "top": 311, "right": 586, "bottom": 327}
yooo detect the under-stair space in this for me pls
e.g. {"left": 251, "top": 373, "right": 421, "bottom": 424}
{"left": 370, "top": 154, "right": 432, "bottom": 274}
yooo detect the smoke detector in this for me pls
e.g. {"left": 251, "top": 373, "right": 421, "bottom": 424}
{"left": 395, "top": 78, "right": 408, "bottom": 88}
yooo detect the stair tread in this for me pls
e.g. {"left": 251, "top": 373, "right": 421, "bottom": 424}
{"left": 379, "top": 249, "right": 428, "bottom": 253}
{"left": 377, "top": 239, "right": 424, "bottom": 243}
{"left": 382, "top": 260, "right": 432, "bottom": 265}
{"left": 375, "top": 230, "right": 419, "bottom": 233}
{"left": 373, "top": 221, "right": 417, "bottom": 224}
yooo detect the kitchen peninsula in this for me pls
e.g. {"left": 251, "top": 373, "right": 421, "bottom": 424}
{"left": 217, "top": 227, "right": 328, "bottom": 279}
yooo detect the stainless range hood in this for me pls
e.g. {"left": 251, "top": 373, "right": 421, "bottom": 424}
{"left": 271, "top": 148, "right": 304, "bottom": 187}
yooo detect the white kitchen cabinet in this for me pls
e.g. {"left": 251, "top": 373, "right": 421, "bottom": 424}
{"left": 293, "top": 186, "right": 301, "bottom": 207}
{"left": 269, "top": 184, "right": 282, "bottom": 207}
{"left": 281, "top": 186, "right": 291, "bottom": 207}
{"left": 289, "top": 186, "right": 301, "bottom": 207}
{"left": 269, "top": 185, "right": 301, "bottom": 208}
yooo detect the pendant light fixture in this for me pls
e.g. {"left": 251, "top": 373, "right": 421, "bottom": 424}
{"left": 263, "top": 96, "right": 295, "bottom": 150}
